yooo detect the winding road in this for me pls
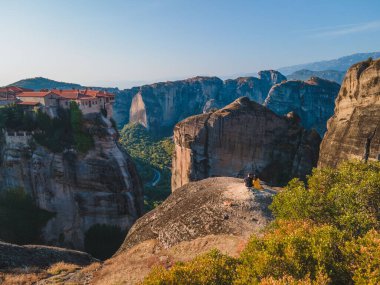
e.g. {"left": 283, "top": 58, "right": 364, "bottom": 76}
{"left": 150, "top": 168, "right": 161, "bottom": 187}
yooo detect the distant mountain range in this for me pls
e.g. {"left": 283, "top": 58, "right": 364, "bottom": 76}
{"left": 5, "top": 52, "right": 380, "bottom": 90}
{"left": 286, "top": 69, "right": 346, "bottom": 84}
{"left": 278, "top": 52, "right": 380, "bottom": 75}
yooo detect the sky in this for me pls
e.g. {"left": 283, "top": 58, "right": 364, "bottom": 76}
{"left": 0, "top": 0, "right": 379, "bottom": 88}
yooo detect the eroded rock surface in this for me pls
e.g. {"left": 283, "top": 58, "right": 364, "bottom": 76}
{"left": 118, "top": 177, "right": 273, "bottom": 253}
{"left": 264, "top": 77, "right": 340, "bottom": 135}
{"left": 0, "top": 116, "right": 143, "bottom": 250}
{"left": 172, "top": 97, "right": 321, "bottom": 191}
{"left": 318, "top": 58, "right": 380, "bottom": 167}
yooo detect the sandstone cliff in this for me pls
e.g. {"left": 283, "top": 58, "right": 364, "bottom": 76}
{"left": 318, "top": 58, "right": 380, "bottom": 167}
{"left": 114, "top": 71, "right": 285, "bottom": 133}
{"left": 264, "top": 77, "right": 340, "bottom": 136}
{"left": 172, "top": 97, "right": 321, "bottom": 191}
{"left": 0, "top": 115, "right": 143, "bottom": 250}
{"left": 86, "top": 177, "right": 274, "bottom": 284}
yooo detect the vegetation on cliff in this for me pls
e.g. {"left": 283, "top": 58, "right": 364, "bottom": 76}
{"left": 0, "top": 103, "right": 93, "bottom": 153}
{"left": 143, "top": 161, "right": 380, "bottom": 284}
{"left": 0, "top": 187, "right": 54, "bottom": 244}
{"left": 119, "top": 123, "right": 173, "bottom": 210}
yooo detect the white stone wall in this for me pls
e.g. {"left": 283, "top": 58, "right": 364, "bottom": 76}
{"left": 3, "top": 130, "right": 33, "bottom": 147}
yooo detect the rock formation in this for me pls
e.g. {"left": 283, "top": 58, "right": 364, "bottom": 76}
{"left": 287, "top": 69, "right": 345, "bottom": 84}
{"left": 0, "top": 115, "right": 143, "bottom": 250}
{"left": 85, "top": 177, "right": 273, "bottom": 284}
{"left": 318, "top": 58, "right": 380, "bottom": 167}
{"left": 114, "top": 71, "right": 285, "bottom": 133}
{"left": 264, "top": 77, "right": 340, "bottom": 135}
{"left": 172, "top": 97, "right": 321, "bottom": 191}
{"left": 0, "top": 241, "right": 96, "bottom": 269}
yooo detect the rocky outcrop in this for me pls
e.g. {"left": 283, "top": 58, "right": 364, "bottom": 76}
{"left": 118, "top": 176, "right": 273, "bottom": 252}
{"left": 114, "top": 71, "right": 286, "bottom": 133}
{"left": 172, "top": 97, "right": 321, "bottom": 191}
{"left": 0, "top": 116, "right": 143, "bottom": 250}
{"left": 318, "top": 58, "right": 380, "bottom": 167}
{"left": 0, "top": 241, "right": 96, "bottom": 269}
{"left": 58, "top": 177, "right": 275, "bottom": 284}
{"left": 264, "top": 77, "right": 340, "bottom": 135}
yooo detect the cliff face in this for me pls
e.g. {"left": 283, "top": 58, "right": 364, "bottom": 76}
{"left": 172, "top": 97, "right": 321, "bottom": 191}
{"left": 0, "top": 116, "right": 143, "bottom": 250}
{"left": 264, "top": 77, "right": 340, "bottom": 136}
{"left": 287, "top": 69, "right": 346, "bottom": 84}
{"left": 114, "top": 71, "right": 285, "bottom": 132}
{"left": 318, "top": 58, "right": 380, "bottom": 167}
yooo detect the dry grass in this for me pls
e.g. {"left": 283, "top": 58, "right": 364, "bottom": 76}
{"left": 47, "top": 262, "right": 79, "bottom": 275}
{"left": 0, "top": 272, "right": 47, "bottom": 285}
{"left": 0, "top": 262, "right": 84, "bottom": 285}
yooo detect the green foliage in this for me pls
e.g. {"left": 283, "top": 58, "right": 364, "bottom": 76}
{"left": 119, "top": 123, "right": 173, "bottom": 210}
{"left": 0, "top": 104, "right": 36, "bottom": 131}
{"left": 0, "top": 187, "right": 54, "bottom": 244}
{"left": 70, "top": 101, "right": 94, "bottom": 153}
{"left": 270, "top": 161, "right": 380, "bottom": 237}
{"left": 143, "top": 249, "right": 239, "bottom": 285}
{"left": 119, "top": 123, "right": 173, "bottom": 170}
{"left": 344, "top": 229, "right": 380, "bottom": 284}
{"left": 142, "top": 161, "right": 380, "bottom": 284}
{"left": 0, "top": 102, "right": 94, "bottom": 153}
{"left": 84, "top": 224, "right": 125, "bottom": 260}
{"left": 235, "top": 220, "right": 347, "bottom": 284}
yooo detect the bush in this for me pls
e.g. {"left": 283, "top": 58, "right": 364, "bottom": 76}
{"left": 344, "top": 229, "right": 380, "bottom": 284}
{"left": 235, "top": 220, "right": 348, "bottom": 284}
{"left": 0, "top": 187, "right": 54, "bottom": 244}
{"left": 143, "top": 249, "right": 239, "bottom": 285}
{"left": 270, "top": 161, "right": 380, "bottom": 237}
{"left": 84, "top": 224, "right": 125, "bottom": 260}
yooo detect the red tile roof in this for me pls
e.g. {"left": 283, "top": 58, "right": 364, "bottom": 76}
{"left": 17, "top": 91, "right": 58, "bottom": 98}
{"left": 0, "top": 86, "right": 33, "bottom": 93}
{"left": 16, "top": 89, "right": 114, "bottom": 100}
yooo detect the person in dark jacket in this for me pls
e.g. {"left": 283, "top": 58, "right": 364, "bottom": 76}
{"left": 244, "top": 173, "right": 254, "bottom": 188}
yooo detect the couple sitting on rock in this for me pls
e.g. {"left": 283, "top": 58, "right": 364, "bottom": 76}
{"left": 244, "top": 173, "right": 263, "bottom": 192}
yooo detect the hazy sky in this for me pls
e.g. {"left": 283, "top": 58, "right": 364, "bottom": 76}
{"left": 1, "top": 0, "right": 379, "bottom": 88}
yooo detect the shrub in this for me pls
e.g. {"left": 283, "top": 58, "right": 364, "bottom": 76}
{"left": 270, "top": 161, "right": 380, "bottom": 237}
{"left": 344, "top": 229, "right": 380, "bottom": 284}
{"left": 84, "top": 224, "right": 125, "bottom": 260}
{"left": 0, "top": 187, "right": 54, "bottom": 244}
{"left": 234, "top": 220, "right": 348, "bottom": 284}
{"left": 143, "top": 249, "right": 239, "bottom": 285}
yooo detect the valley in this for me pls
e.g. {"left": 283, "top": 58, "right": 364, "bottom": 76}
{"left": 0, "top": 55, "right": 380, "bottom": 285}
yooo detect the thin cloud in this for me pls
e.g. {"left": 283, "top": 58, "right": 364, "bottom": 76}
{"left": 309, "top": 20, "right": 380, "bottom": 37}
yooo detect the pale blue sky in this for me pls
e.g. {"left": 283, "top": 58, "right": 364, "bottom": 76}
{"left": 0, "top": 0, "right": 379, "bottom": 88}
